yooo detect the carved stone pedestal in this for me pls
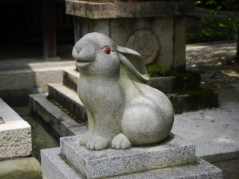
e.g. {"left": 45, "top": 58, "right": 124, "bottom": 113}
{"left": 41, "top": 134, "right": 222, "bottom": 179}
{"left": 66, "top": 0, "right": 195, "bottom": 72}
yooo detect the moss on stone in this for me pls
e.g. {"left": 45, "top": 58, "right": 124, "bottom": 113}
{"left": 173, "top": 71, "right": 201, "bottom": 92}
{"left": 47, "top": 96, "right": 87, "bottom": 125}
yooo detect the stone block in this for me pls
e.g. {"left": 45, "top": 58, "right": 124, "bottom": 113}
{"left": 0, "top": 157, "right": 42, "bottom": 179}
{"left": 0, "top": 98, "right": 32, "bottom": 159}
{"left": 146, "top": 76, "right": 175, "bottom": 93}
{"left": 41, "top": 147, "right": 222, "bottom": 179}
{"left": 60, "top": 134, "right": 196, "bottom": 179}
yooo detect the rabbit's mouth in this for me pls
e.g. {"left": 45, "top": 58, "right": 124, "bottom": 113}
{"left": 76, "top": 60, "right": 90, "bottom": 69}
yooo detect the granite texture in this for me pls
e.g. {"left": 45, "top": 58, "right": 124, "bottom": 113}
{"left": 0, "top": 98, "right": 32, "bottom": 159}
{"left": 73, "top": 32, "right": 174, "bottom": 150}
{"left": 42, "top": 147, "right": 222, "bottom": 179}
{"left": 60, "top": 134, "right": 196, "bottom": 178}
{"left": 41, "top": 148, "right": 83, "bottom": 179}
{"left": 66, "top": 1, "right": 195, "bottom": 19}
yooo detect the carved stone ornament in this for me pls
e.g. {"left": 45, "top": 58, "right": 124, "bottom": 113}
{"left": 72, "top": 32, "right": 174, "bottom": 150}
{"left": 126, "top": 29, "right": 160, "bottom": 65}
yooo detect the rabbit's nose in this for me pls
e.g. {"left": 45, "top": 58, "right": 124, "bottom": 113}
{"left": 72, "top": 48, "right": 78, "bottom": 59}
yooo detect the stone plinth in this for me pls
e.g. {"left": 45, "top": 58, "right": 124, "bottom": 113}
{"left": 41, "top": 135, "right": 222, "bottom": 179}
{"left": 66, "top": 0, "right": 195, "bottom": 72}
{"left": 60, "top": 134, "right": 196, "bottom": 179}
{"left": 0, "top": 98, "right": 31, "bottom": 159}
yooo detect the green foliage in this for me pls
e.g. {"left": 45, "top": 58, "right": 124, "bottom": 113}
{"left": 188, "top": 14, "right": 239, "bottom": 42}
{"left": 188, "top": 0, "right": 239, "bottom": 43}
{"left": 195, "top": 0, "right": 239, "bottom": 10}
{"left": 146, "top": 60, "right": 170, "bottom": 77}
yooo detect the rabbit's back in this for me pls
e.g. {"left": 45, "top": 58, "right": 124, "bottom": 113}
{"left": 121, "top": 83, "right": 174, "bottom": 146}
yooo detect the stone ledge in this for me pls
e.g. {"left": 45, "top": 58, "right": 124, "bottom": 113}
{"left": 0, "top": 98, "right": 32, "bottom": 159}
{"left": 60, "top": 134, "right": 196, "bottom": 179}
{"left": 66, "top": 0, "right": 195, "bottom": 19}
{"left": 41, "top": 147, "right": 222, "bottom": 179}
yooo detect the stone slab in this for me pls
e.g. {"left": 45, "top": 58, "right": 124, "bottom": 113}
{"left": 60, "top": 134, "right": 196, "bottom": 179}
{"left": 41, "top": 147, "right": 222, "bottom": 179}
{"left": 0, "top": 98, "right": 32, "bottom": 159}
{"left": 0, "top": 157, "right": 42, "bottom": 179}
{"left": 66, "top": 1, "right": 195, "bottom": 19}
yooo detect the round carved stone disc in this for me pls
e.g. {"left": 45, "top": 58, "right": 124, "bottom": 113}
{"left": 126, "top": 30, "right": 160, "bottom": 65}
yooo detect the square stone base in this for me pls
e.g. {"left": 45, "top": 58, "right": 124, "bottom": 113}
{"left": 60, "top": 134, "right": 196, "bottom": 178}
{"left": 41, "top": 148, "right": 222, "bottom": 179}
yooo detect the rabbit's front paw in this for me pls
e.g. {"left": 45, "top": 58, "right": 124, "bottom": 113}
{"left": 79, "top": 131, "right": 93, "bottom": 146}
{"left": 111, "top": 133, "right": 131, "bottom": 149}
{"left": 86, "top": 135, "right": 110, "bottom": 150}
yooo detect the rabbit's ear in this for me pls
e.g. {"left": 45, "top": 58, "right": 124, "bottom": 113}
{"left": 117, "top": 46, "right": 149, "bottom": 82}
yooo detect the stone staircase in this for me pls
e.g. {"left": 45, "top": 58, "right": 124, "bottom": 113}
{"left": 29, "top": 68, "right": 218, "bottom": 137}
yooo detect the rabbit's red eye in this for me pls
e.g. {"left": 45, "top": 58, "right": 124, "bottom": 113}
{"left": 103, "top": 46, "right": 110, "bottom": 54}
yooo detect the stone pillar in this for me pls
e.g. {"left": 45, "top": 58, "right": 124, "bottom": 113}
{"left": 65, "top": 0, "right": 195, "bottom": 72}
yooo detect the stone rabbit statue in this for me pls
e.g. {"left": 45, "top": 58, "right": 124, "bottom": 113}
{"left": 72, "top": 32, "right": 174, "bottom": 150}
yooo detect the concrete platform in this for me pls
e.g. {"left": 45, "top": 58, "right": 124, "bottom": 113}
{"left": 41, "top": 147, "right": 222, "bottom": 179}
{"left": 0, "top": 98, "right": 31, "bottom": 159}
{"left": 60, "top": 134, "right": 196, "bottom": 179}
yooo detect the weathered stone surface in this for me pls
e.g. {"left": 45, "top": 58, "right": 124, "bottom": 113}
{"left": 147, "top": 76, "right": 175, "bottom": 93}
{"left": 48, "top": 83, "right": 87, "bottom": 121}
{"left": 29, "top": 94, "right": 87, "bottom": 137}
{"left": 60, "top": 134, "right": 196, "bottom": 179}
{"left": 0, "top": 157, "right": 42, "bottom": 179}
{"left": 66, "top": 1, "right": 195, "bottom": 19}
{"left": 73, "top": 32, "right": 174, "bottom": 150}
{"left": 63, "top": 69, "right": 79, "bottom": 91}
{"left": 73, "top": 16, "right": 185, "bottom": 71}
{"left": 0, "top": 98, "right": 32, "bottom": 159}
{"left": 42, "top": 147, "right": 222, "bottom": 179}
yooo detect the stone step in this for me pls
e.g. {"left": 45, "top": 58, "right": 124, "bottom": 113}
{"left": 62, "top": 69, "right": 203, "bottom": 94}
{"left": 48, "top": 83, "right": 87, "bottom": 122}
{"left": 63, "top": 68, "right": 79, "bottom": 92}
{"left": 29, "top": 93, "right": 87, "bottom": 137}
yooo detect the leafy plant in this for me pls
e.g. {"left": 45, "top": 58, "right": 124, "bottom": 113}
{"left": 146, "top": 60, "right": 170, "bottom": 77}
{"left": 188, "top": 0, "right": 239, "bottom": 61}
